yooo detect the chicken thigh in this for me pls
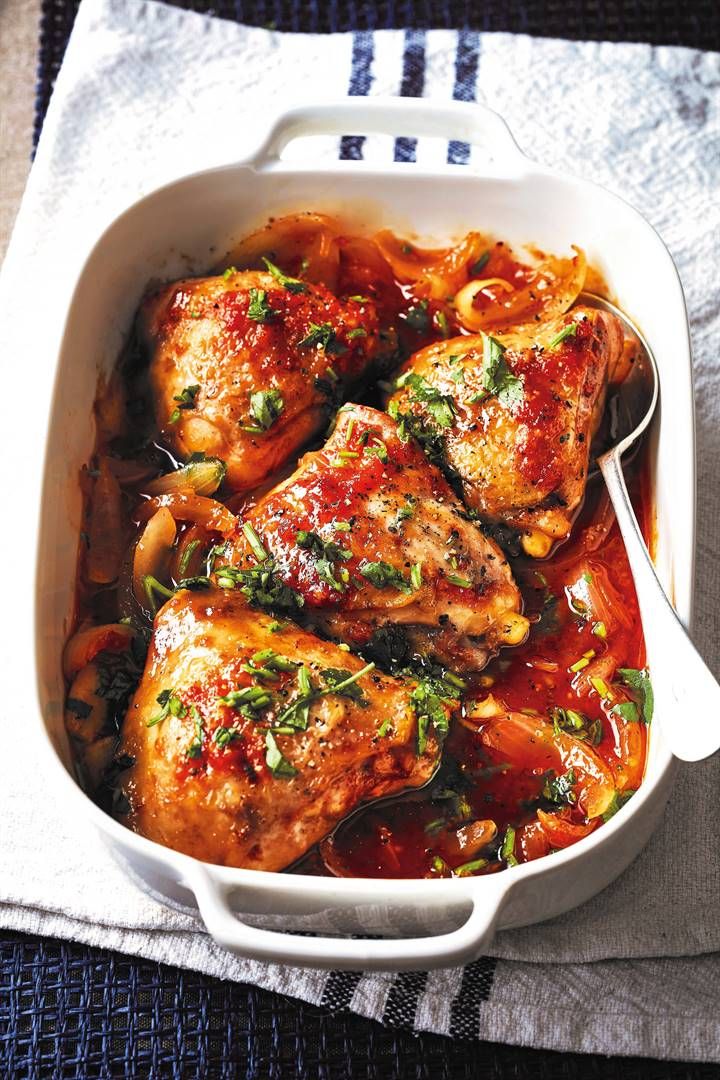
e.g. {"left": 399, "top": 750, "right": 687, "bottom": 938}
{"left": 387, "top": 306, "right": 622, "bottom": 556}
{"left": 139, "top": 268, "right": 381, "bottom": 492}
{"left": 225, "top": 404, "right": 527, "bottom": 671}
{"left": 118, "top": 589, "right": 445, "bottom": 870}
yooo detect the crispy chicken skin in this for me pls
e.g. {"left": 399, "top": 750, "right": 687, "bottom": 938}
{"left": 229, "top": 405, "right": 528, "bottom": 670}
{"left": 388, "top": 307, "right": 622, "bottom": 557}
{"left": 138, "top": 270, "right": 381, "bottom": 493}
{"left": 118, "top": 589, "right": 442, "bottom": 870}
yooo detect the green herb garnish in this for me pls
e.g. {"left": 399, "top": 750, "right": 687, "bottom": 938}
{"left": 548, "top": 322, "right": 578, "bottom": 349}
{"left": 214, "top": 561, "right": 303, "bottom": 614}
{"left": 541, "top": 768, "right": 577, "bottom": 806}
{"left": 169, "top": 384, "right": 200, "bottom": 424}
{"left": 617, "top": 668, "right": 654, "bottom": 724}
{"left": 242, "top": 521, "right": 268, "bottom": 563}
{"left": 478, "top": 333, "right": 524, "bottom": 410}
{"left": 241, "top": 389, "right": 284, "bottom": 433}
{"left": 296, "top": 529, "right": 352, "bottom": 594}
{"left": 298, "top": 322, "right": 346, "bottom": 353}
{"left": 500, "top": 825, "right": 518, "bottom": 866}
{"left": 146, "top": 688, "right": 187, "bottom": 728}
{"left": 247, "top": 287, "right": 278, "bottom": 323}
{"left": 550, "top": 706, "right": 603, "bottom": 746}
{"left": 277, "top": 662, "right": 375, "bottom": 730}
{"left": 265, "top": 730, "right": 298, "bottom": 777}
{"left": 186, "top": 705, "right": 204, "bottom": 759}
{"left": 396, "top": 371, "right": 456, "bottom": 429}
{"left": 262, "top": 256, "right": 308, "bottom": 294}
{"left": 358, "top": 560, "right": 411, "bottom": 593}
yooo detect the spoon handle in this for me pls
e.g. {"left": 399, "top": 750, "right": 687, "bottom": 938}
{"left": 599, "top": 449, "right": 720, "bottom": 762}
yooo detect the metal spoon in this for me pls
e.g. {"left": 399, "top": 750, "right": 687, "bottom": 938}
{"left": 581, "top": 291, "right": 719, "bottom": 762}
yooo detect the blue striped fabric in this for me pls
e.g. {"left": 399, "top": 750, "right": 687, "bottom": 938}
{"left": 448, "top": 30, "right": 480, "bottom": 163}
{"left": 394, "top": 29, "right": 427, "bottom": 162}
{"left": 338, "top": 29, "right": 481, "bottom": 165}
{"left": 339, "top": 31, "right": 375, "bottom": 160}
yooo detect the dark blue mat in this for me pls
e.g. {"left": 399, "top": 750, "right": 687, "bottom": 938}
{"left": 11, "top": 2, "right": 720, "bottom": 1077}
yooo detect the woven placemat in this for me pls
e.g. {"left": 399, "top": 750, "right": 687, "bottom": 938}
{"left": 10, "top": 2, "right": 720, "bottom": 1077}
{"left": 4, "top": 931, "right": 720, "bottom": 1079}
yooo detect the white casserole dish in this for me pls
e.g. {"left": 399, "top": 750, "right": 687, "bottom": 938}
{"left": 34, "top": 99, "right": 695, "bottom": 971}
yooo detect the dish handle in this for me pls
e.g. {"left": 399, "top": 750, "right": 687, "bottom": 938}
{"left": 246, "top": 98, "right": 526, "bottom": 170}
{"left": 186, "top": 864, "right": 508, "bottom": 971}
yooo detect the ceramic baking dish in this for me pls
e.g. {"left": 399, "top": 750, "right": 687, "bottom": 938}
{"left": 34, "top": 99, "right": 695, "bottom": 971}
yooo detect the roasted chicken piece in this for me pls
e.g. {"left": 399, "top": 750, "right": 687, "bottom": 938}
{"left": 139, "top": 268, "right": 381, "bottom": 492}
{"left": 226, "top": 405, "right": 527, "bottom": 671}
{"left": 387, "top": 306, "right": 622, "bottom": 556}
{"left": 117, "top": 589, "right": 444, "bottom": 870}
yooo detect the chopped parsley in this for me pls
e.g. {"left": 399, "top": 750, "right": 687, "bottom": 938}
{"left": 296, "top": 529, "right": 352, "bottom": 593}
{"left": 550, "top": 706, "right": 603, "bottom": 746}
{"left": 265, "top": 730, "right": 298, "bottom": 777}
{"left": 240, "top": 389, "right": 284, "bottom": 434}
{"left": 541, "top": 768, "right": 577, "bottom": 806}
{"left": 214, "top": 561, "right": 304, "bottom": 614}
{"left": 396, "top": 372, "right": 456, "bottom": 429}
{"left": 218, "top": 684, "right": 275, "bottom": 717}
{"left": 214, "top": 726, "right": 243, "bottom": 749}
{"left": 247, "top": 287, "right": 278, "bottom": 323}
{"left": 476, "top": 333, "right": 524, "bottom": 410}
{"left": 500, "top": 825, "right": 518, "bottom": 867}
{"left": 611, "top": 701, "right": 640, "bottom": 723}
{"left": 548, "top": 322, "right": 578, "bottom": 349}
{"left": 363, "top": 439, "right": 388, "bottom": 463}
{"left": 178, "top": 538, "right": 202, "bottom": 576}
{"left": 143, "top": 575, "right": 175, "bottom": 613}
{"left": 389, "top": 495, "right": 416, "bottom": 532}
{"left": 262, "top": 256, "right": 308, "bottom": 294}
{"left": 358, "top": 560, "right": 412, "bottom": 593}
{"left": 411, "top": 674, "right": 459, "bottom": 755}
{"left": 298, "top": 321, "right": 346, "bottom": 354}
{"left": 436, "top": 311, "right": 450, "bottom": 338}
{"left": 446, "top": 573, "right": 473, "bottom": 589}
{"left": 277, "top": 662, "right": 375, "bottom": 730}
{"left": 617, "top": 668, "right": 654, "bottom": 724}
{"left": 242, "top": 521, "right": 268, "bottom": 562}
{"left": 454, "top": 858, "right": 488, "bottom": 877}
{"left": 347, "top": 327, "right": 367, "bottom": 341}
{"left": 169, "top": 384, "right": 200, "bottom": 424}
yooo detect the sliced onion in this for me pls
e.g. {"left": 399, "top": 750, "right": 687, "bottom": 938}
{"left": 517, "top": 819, "right": 550, "bottom": 862}
{"left": 133, "top": 507, "right": 177, "bottom": 606}
{"left": 144, "top": 457, "right": 227, "bottom": 498}
{"left": 86, "top": 458, "right": 125, "bottom": 585}
{"left": 454, "top": 247, "right": 587, "bottom": 333}
{"left": 375, "top": 230, "right": 486, "bottom": 300}
{"left": 478, "top": 711, "right": 615, "bottom": 819}
{"left": 63, "top": 623, "right": 135, "bottom": 680}
{"left": 536, "top": 809, "right": 599, "bottom": 848}
{"left": 219, "top": 212, "right": 341, "bottom": 288}
{"left": 450, "top": 819, "right": 498, "bottom": 859}
{"left": 134, "top": 493, "right": 236, "bottom": 533}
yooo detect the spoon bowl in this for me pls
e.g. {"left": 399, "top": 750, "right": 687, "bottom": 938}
{"left": 579, "top": 292, "right": 720, "bottom": 762}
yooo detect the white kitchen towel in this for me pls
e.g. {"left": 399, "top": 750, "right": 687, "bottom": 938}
{"left": 1, "top": 0, "right": 720, "bottom": 1060}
